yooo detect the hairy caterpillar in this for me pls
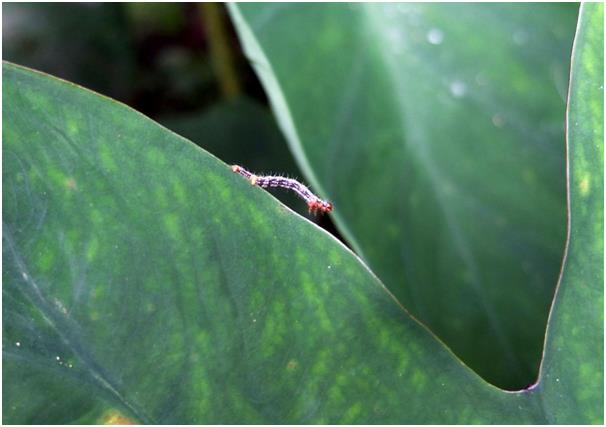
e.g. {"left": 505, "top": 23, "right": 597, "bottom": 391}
{"left": 231, "top": 165, "right": 333, "bottom": 214}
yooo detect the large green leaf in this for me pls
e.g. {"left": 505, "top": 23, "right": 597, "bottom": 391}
{"left": 229, "top": 3, "right": 578, "bottom": 388}
{"left": 534, "top": 3, "right": 604, "bottom": 423}
{"left": 1, "top": 2, "right": 602, "bottom": 417}
{"left": 2, "top": 61, "right": 536, "bottom": 424}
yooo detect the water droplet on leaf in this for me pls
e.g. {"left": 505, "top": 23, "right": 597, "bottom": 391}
{"left": 427, "top": 28, "right": 444, "bottom": 45}
{"left": 449, "top": 80, "right": 467, "bottom": 98}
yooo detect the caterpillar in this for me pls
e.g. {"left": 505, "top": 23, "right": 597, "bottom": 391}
{"left": 231, "top": 165, "right": 333, "bottom": 214}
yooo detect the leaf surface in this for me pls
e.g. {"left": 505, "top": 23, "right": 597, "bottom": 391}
{"left": 534, "top": 4, "right": 604, "bottom": 423}
{"left": 1, "top": 62, "right": 535, "bottom": 424}
{"left": 229, "top": 3, "right": 578, "bottom": 388}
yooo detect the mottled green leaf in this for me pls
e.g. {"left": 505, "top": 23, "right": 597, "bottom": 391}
{"left": 2, "top": 60, "right": 539, "bottom": 424}
{"left": 229, "top": 3, "right": 578, "bottom": 389}
{"left": 534, "top": 3, "right": 604, "bottom": 423}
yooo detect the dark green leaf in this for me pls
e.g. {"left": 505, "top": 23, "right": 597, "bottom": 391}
{"left": 2, "top": 62, "right": 538, "bottom": 424}
{"left": 534, "top": 4, "right": 604, "bottom": 423}
{"left": 229, "top": 3, "right": 578, "bottom": 388}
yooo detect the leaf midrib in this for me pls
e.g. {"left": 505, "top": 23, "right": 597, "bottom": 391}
{"left": 3, "top": 223, "right": 154, "bottom": 424}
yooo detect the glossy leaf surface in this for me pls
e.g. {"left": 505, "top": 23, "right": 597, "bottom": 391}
{"left": 534, "top": 3, "right": 604, "bottom": 423}
{"left": 1, "top": 62, "right": 534, "bottom": 424}
{"left": 229, "top": 3, "right": 578, "bottom": 388}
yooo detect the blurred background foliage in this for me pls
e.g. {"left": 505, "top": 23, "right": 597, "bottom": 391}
{"left": 3, "top": 2, "right": 320, "bottom": 220}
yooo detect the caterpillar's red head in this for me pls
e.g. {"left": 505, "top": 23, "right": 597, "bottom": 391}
{"left": 308, "top": 199, "right": 333, "bottom": 214}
